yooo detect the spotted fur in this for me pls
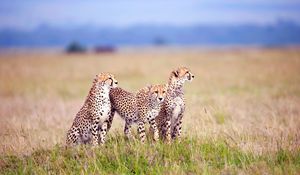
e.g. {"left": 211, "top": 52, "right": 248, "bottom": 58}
{"left": 155, "top": 67, "right": 194, "bottom": 143}
{"left": 108, "top": 84, "right": 167, "bottom": 143}
{"left": 66, "top": 73, "right": 118, "bottom": 146}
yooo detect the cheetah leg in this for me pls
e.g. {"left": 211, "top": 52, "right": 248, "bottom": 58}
{"left": 156, "top": 121, "right": 164, "bottom": 139}
{"left": 172, "top": 109, "right": 184, "bottom": 140}
{"left": 107, "top": 109, "right": 115, "bottom": 132}
{"left": 164, "top": 107, "right": 173, "bottom": 144}
{"left": 91, "top": 117, "right": 100, "bottom": 146}
{"left": 99, "top": 121, "right": 108, "bottom": 145}
{"left": 66, "top": 128, "right": 81, "bottom": 147}
{"left": 148, "top": 116, "right": 159, "bottom": 142}
{"left": 172, "top": 120, "right": 182, "bottom": 140}
{"left": 137, "top": 121, "right": 146, "bottom": 143}
{"left": 164, "top": 120, "right": 172, "bottom": 144}
{"left": 149, "top": 127, "right": 154, "bottom": 141}
{"left": 124, "top": 121, "right": 133, "bottom": 140}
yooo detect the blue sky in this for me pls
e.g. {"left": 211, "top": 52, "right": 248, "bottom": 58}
{"left": 0, "top": 0, "right": 300, "bottom": 30}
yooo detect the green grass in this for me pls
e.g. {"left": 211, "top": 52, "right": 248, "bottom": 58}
{"left": 1, "top": 135, "right": 299, "bottom": 175}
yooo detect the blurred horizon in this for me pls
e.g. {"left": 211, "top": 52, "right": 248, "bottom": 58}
{"left": 1, "top": 0, "right": 300, "bottom": 47}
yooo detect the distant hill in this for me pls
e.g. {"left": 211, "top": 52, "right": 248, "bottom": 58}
{"left": 1, "top": 20, "right": 300, "bottom": 47}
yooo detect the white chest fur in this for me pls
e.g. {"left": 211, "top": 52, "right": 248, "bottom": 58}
{"left": 148, "top": 108, "right": 160, "bottom": 119}
{"left": 171, "top": 97, "right": 184, "bottom": 129}
{"left": 99, "top": 101, "right": 110, "bottom": 124}
{"left": 96, "top": 86, "right": 111, "bottom": 124}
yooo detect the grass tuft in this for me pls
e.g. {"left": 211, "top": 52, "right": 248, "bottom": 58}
{"left": 1, "top": 136, "right": 299, "bottom": 174}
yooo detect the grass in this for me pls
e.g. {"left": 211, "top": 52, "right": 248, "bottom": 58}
{"left": 1, "top": 135, "right": 299, "bottom": 174}
{"left": 0, "top": 48, "right": 300, "bottom": 174}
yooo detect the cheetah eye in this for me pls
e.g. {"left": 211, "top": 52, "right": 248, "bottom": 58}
{"left": 154, "top": 90, "right": 159, "bottom": 93}
{"left": 162, "top": 91, "right": 166, "bottom": 93}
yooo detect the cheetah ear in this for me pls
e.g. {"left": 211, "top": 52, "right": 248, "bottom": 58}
{"left": 172, "top": 70, "right": 179, "bottom": 77}
{"left": 93, "top": 75, "right": 99, "bottom": 83}
{"left": 164, "top": 84, "right": 168, "bottom": 90}
{"left": 93, "top": 75, "right": 98, "bottom": 83}
{"left": 147, "top": 84, "right": 153, "bottom": 91}
{"left": 163, "top": 84, "right": 167, "bottom": 89}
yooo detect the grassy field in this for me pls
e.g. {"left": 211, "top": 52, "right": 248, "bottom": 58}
{"left": 0, "top": 48, "right": 299, "bottom": 174}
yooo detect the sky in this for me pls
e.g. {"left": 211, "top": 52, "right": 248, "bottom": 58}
{"left": 0, "top": 0, "right": 300, "bottom": 30}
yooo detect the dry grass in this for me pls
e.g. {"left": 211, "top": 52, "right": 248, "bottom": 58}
{"left": 0, "top": 48, "right": 299, "bottom": 173}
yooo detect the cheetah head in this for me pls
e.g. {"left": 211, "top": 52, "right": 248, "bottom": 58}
{"left": 95, "top": 72, "right": 118, "bottom": 88}
{"left": 169, "top": 67, "right": 194, "bottom": 86}
{"left": 149, "top": 84, "right": 167, "bottom": 103}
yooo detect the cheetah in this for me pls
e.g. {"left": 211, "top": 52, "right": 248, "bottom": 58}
{"left": 108, "top": 84, "right": 167, "bottom": 142}
{"left": 155, "top": 67, "right": 194, "bottom": 143}
{"left": 66, "top": 73, "right": 118, "bottom": 147}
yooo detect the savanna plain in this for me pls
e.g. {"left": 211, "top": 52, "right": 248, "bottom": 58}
{"left": 0, "top": 48, "right": 299, "bottom": 174}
